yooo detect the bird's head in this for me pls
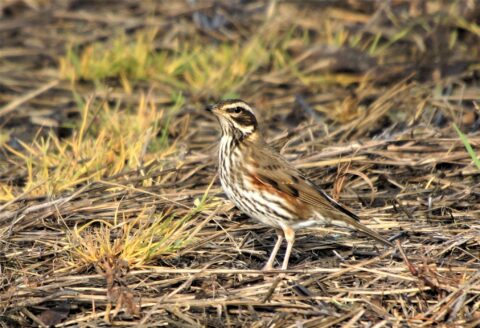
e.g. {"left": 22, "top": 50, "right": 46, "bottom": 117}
{"left": 206, "top": 99, "right": 258, "bottom": 140}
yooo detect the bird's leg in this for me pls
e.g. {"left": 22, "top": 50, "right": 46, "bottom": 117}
{"left": 281, "top": 226, "right": 295, "bottom": 270}
{"left": 263, "top": 229, "right": 284, "bottom": 270}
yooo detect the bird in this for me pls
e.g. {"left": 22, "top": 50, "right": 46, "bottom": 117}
{"left": 206, "top": 99, "right": 393, "bottom": 270}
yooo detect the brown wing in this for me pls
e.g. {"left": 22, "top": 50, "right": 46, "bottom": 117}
{"left": 245, "top": 142, "right": 357, "bottom": 218}
{"left": 244, "top": 141, "right": 393, "bottom": 247}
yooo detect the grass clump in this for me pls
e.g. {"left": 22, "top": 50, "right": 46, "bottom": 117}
{"left": 1, "top": 93, "right": 179, "bottom": 200}
{"left": 60, "top": 29, "right": 273, "bottom": 97}
{"left": 64, "top": 180, "right": 216, "bottom": 271}
{"left": 67, "top": 211, "right": 191, "bottom": 271}
{"left": 60, "top": 30, "right": 158, "bottom": 82}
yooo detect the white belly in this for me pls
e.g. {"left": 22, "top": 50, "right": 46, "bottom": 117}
{"left": 218, "top": 142, "right": 297, "bottom": 228}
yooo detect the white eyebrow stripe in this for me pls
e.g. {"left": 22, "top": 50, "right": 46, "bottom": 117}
{"left": 222, "top": 103, "right": 254, "bottom": 114}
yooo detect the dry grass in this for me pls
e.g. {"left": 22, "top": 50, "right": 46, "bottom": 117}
{"left": 1, "top": 0, "right": 480, "bottom": 327}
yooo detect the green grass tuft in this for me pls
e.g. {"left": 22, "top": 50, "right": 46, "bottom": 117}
{"left": 453, "top": 123, "right": 480, "bottom": 170}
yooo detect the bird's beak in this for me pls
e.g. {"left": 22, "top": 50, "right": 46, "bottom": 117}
{"left": 206, "top": 104, "right": 218, "bottom": 113}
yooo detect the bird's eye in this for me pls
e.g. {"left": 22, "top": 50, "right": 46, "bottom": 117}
{"left": 227, "top": 107, "right": 243, "bottom": 114}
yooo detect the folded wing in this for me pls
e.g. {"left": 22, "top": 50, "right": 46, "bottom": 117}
{"left": 245, "top": 142, "right": 393, "bottom": 247}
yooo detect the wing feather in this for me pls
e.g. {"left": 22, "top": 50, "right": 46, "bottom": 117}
{"left": 247, "top": 143, "right": 357, "bottom": 220}
{"left": 244, "top": 141, "right": 393, "bottom": 247}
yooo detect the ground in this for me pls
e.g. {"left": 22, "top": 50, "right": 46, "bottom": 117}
{"left": 1, "top": 1, "right": 480, "bottom": 327}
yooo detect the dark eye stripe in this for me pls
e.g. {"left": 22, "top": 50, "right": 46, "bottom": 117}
{"left": 232, "top": 111, "right": 257, "bottom": 128}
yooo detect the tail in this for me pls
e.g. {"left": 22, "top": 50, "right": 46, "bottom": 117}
{"left": 344, "top": 215, "right": 394, "bottom": 247}
{"left": 317, "top": 210, "right": 394, "bottom": 247}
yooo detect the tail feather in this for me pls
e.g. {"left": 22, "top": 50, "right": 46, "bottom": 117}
{"left": 346, "top": 217, "right": 394, "bottom": 247}
{"left": 317, "top": 210, "right": 393, "bottom": 247}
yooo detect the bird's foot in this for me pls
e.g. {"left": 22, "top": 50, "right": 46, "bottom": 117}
{"left": 261, "top": 263, "right": 276, "bottom": 281}
{"left": 261, "top": 275, "right": 286, "bottom": 302}
{"left": 262, "top": 263, "right": 274, "bottom": 271}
